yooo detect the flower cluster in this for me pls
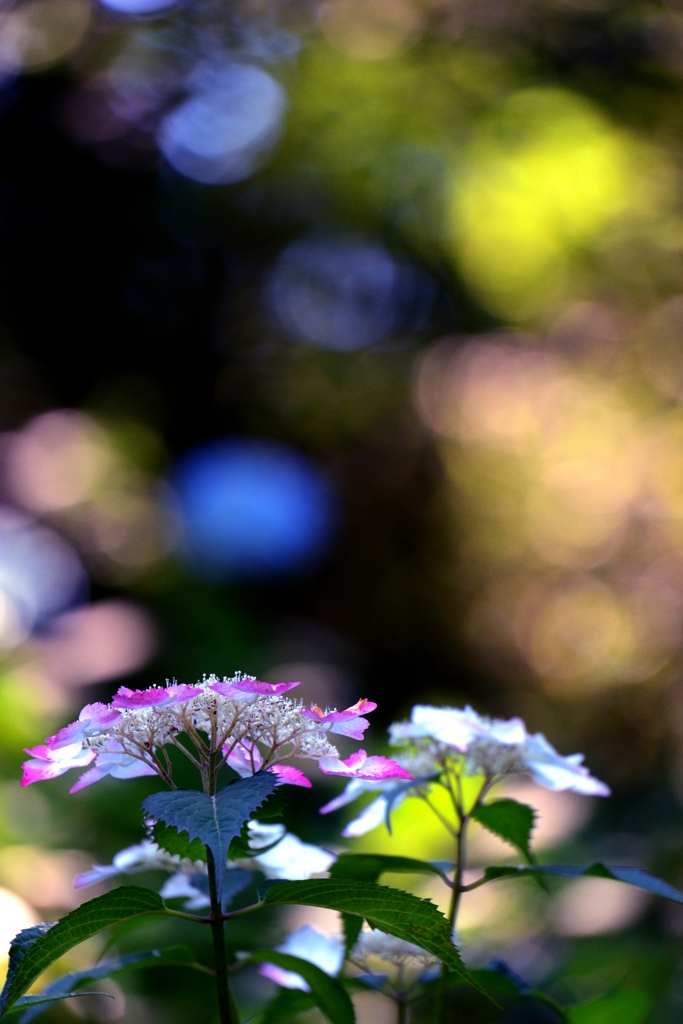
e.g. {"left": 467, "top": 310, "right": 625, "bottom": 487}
{"left": 321, "top": 703, "right": 609, "bottom": 836}
{"left": 21, "top": 673, "right": 411, "bottom": 793}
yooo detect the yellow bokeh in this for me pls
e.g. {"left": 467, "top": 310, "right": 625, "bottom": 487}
{"left": 449, "top": 88, "right": 668, "bottom": 321}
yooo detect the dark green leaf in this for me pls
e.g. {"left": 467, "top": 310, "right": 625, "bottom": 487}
{"left": 471, "top": 799, "right": 536, "bottom": 864}
{"left": 256, "top": 987, "right": 316, "bottom": 1024}
{"left": 152, "top": 823, "right": 206, "bottom": 862}
{"left": 330, "top": 853, "right": 453, "bottom": 886}
{"left": 228, "top": 788, "right": 289, "bottom": 860}
{"left": 143, "top": 772, "right": 277, "bottom": 900}
{"left": 566, "top": 990, "right": 651, "bottom": 1024}
{"left": 262, "top": 878, "right": 470, "bottom": 982}
{"left": 330, "top": 855, "right": 455, "bottom": 954}
{"left": 15, "top": 947, "right": 202, "bottom": 1024}
{"left": 247, "top": 951, "right": 354, "bottom": 1024}
{"left": 0, "top": 887, "right": 165, "bottom": 1017}
{"left": 478, "top": 863, "right": 683, "bottom": 903}
{"left": 341, "top": 914, "right": 363, "bottom": 957}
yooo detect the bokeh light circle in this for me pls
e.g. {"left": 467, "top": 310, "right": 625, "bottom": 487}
{"left": 268, "top": 235, "right": 433, "bottom": 350}
{"left": 158, "top": 62, "right": 286, "bottom": 185}
{"left": 171, "top": 439, "right": 338, "bottom": 579}
{"left": 0, "top": 507, "right": 87, "bottom": 649}
{"left": 97, "top": 0, "right": 175, "bottom": 13}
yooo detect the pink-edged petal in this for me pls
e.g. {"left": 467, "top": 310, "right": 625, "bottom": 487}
{"left": 21, "top": 746, "right": 95, "bottom": 787}
{"left": 112, "top": 684, "right": 202, "bottom": 710}
{"left": 328, "top": 717, "right": 371, "bottom": 740}
{"left": 354, "top": 756, "right": 413, "bottom": 781}
{"left": 225, "top": 743, "right": 263, "bottom": 777}
{"left": 269, "top": 765, "right": 312, "bottom": 788}
{"left": 80, "top": 702, "right": 122, "bottom": 727}
{"left": 24, "top": 740, "right": 84, "bottom": 762}
{"left": 70, "top": 766, "right": 108, "bottom": 792}
{"left": 318, "top": 750, "right": 413, "bottom": 781}
{"left": 301, "top": 698, "right": 377, "bottom": 726}
{"left": 209, "top": 679, "right": 300, "bottom": 699}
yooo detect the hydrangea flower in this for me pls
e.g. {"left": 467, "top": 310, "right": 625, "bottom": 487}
{"left": 258, "top": 926, "right": 345, "bottom": 991}
{"left": 321, "top": 703, "right": 608, "bottom": 836}
{"left": 349, "top": 927, "right": 440, "bottom": 993}
{"left": 21, "top": 672, "right": 409, "bottom": 794}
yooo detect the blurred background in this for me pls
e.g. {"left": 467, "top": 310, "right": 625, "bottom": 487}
{"left": 3, "top": 0, "right": 683, "bottom": 1018}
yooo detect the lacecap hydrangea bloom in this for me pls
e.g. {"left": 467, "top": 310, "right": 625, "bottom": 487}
{"left": 21, "top": 674, "right": 411, "bottom": 793}
{"left": 321, "top": 703, "right": 609, "bottom": 836}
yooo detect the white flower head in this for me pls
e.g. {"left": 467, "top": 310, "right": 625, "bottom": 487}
{"left": 390, "top": 704, "right": 609, "bottom": 796}
{"left": 351, "top": 927, "right": 438, "bottom": 969}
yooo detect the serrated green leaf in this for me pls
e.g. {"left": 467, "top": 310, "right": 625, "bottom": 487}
{"left": 143, "top": 772, "right": 277, "bottom": 900}
{"left": 471, "top": 799, "right": 536, "bottom": 864}
{"left": 0, "top": 887, "right": 166, "bottom": 1017}
{"left": 340, "top": 914, "right": 363, "bottom": 957}
{"left": 14, "top": 947, "right": 202, "bottom": 1024}
{"left": 262, "top": 878, "right": 470, "bottom": 983}
{"left": 567, "top": 990, "right": 651, "bottom": 1024}
{"left": 152, "top": 823, "right": 207, "bottom": 862}
{"left": 330, "top": 855, "right": 454, "bottom": 954}
{"left": 247, "top": 951, "right": 354, "bottom": 1024}
{"left": 256, "top": 987, "right": 316, "bottom": 1024}
{"left": 478, "top": 863, "right": 683, "bottom": 903}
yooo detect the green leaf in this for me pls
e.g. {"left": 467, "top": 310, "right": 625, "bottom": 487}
{"left": 340, "top": 914, "right": 363, "bottom": 958}
{"left": 152, "top": 823, "right": 207, "bottom": 863}
{"left": 256, "top": 987, "right": 316, "bottom": 1024}
{"left": 14, "top": 947, "right": 202, "bottom": 1024}
{"left": 247, "top": 952, "right": 354, "bottom": 1024}
{"left": 330, "top": 854, "right": 454, "bottom": 954}
{"left": 478, "top": 863, "right": 683, "bottom": 903}
{"left": 262, "top": 878, "right": 471, "bottom": 983}
{"left": 0, "top": 887, "right": 165, "bottom": 1018}
{"left": 471, "top": 799, "right": 536, "bottom": 864}
{"left": 143, "top": 772, "right": 277, "bottom": 900}
{"left": 567, "top": 990, "right": 651, "bottom": 1024}
{"left": 330, "top": 853, "right": 452, "bottom": 886}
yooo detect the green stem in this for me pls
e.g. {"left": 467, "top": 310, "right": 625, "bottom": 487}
{"left": 205, "top": 737, "right": 236, "bottom": 1024}
{"left": 397, "top": 996, "right": 408, "bottom": 1024}
{"left": 207, "top": 844, "right": 236, "bottom": 1024}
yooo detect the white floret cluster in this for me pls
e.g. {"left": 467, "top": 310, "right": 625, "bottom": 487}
{"left": 98, "top": 676, "right": 339, "bottom": 768}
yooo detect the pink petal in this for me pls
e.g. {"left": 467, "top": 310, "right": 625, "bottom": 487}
{"left": 300, "top": 698, "right": 377, "bottom": 725}
{"left": 226, "top": 743, "right": 263, "bottom": 776}
{"left": 24, "top": 740, "right": 88, "bottom": 762}
{"left": 210, "top": 679, "right": 300, "bottom": 699}
{"left": 21, "top": 746, "right": 95, "bottom": 786}
{"left": 112, "top": 684, "right": 202, "bottom": 710}
{"left": 79, "top": 702, "right": 122, "bottom": 728}
{"left": 354, "top": 756, "right": 413, "bottom": 781}
{"left": 70, "top": 765, "right": 108, "bottom": 792}
{"left": 269, "top": 765, "right": 312, "bottom": 788}
{"left": 328, "top": 718, "right": 370, "bottom": 740}
{"left": 318, "top": 750, "right": 413, "bottom": 781}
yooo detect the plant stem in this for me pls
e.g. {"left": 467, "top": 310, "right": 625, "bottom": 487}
{"left": 435, "top": 788, "right": 470, "bottom": 1024}
{"left": 205, "top": 743, "right": 236, "bottom": 1024}
{"left": 397, "top": 997, "right": 408, "bottom": 1024}
{"left": 207, "top": 844, "right": 236, "bottom": 1024}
